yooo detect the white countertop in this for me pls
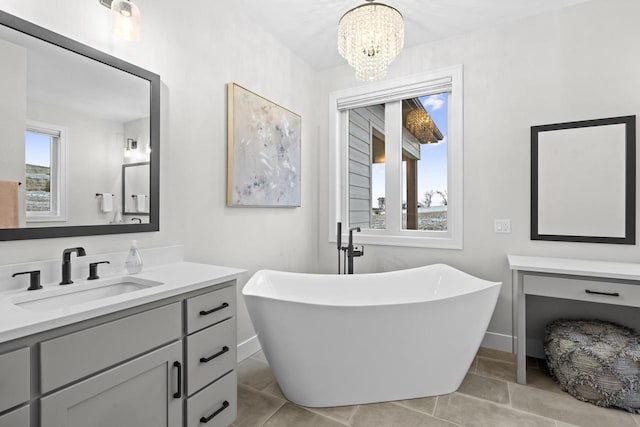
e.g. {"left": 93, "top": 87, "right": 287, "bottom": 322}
{"left": 0, "top": 261, "right": 246, "bottom": 344}
{"left": 508, "top": 255, "right": 640, "bottom": 281}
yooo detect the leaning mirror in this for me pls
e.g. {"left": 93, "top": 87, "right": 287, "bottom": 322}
{"left": 531, "top": 116, "right": 635, "bottom": 244}
{"left": 0, "top": 11, "right": 160, "bottom": 240}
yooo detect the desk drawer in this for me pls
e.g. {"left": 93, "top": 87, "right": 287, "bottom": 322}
{"left": 524, "top": 276, "right": 640, "bottom": 307}
{"left": 186, "top": 371, "right": 236, "bottom": 427}
{"left": 0, "top": 348, "right": 30, "bottom": 413}
{"left": 187, "top": 318, "right": 236, "bottom": 396}
{"left": 186, "top": 284, "right": 235, "bottom": 334}
{"left": 41, "top": 303, "right": 181, "bottom": 393}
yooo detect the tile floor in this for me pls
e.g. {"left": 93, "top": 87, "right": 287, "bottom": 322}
{"left": 233, "top": 348, "right": 640, "bottom": 427}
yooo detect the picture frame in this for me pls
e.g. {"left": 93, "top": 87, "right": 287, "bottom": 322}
{"left": 226, "top": 83, "right": 301, "bottom": 207}
{"left": 531, "top": 115, "right": 636, "bottom": 244}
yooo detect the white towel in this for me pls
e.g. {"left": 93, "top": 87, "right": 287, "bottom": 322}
{"left": 134, "top": 195, "right": 146, "bottom": 212}
{"left": 100, "top": 193, "right": 113, "bottom": 213}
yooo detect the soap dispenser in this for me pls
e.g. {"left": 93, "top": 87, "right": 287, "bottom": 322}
{"left": 125, "top": 240, "right": 143, "bottom": 274}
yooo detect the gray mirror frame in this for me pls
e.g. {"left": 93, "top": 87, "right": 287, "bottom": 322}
{"left": 0, "top": 11, "right": 160, "bottom": 241}
{"left": 531, "top": 115, "right": 635, "bottom": 244}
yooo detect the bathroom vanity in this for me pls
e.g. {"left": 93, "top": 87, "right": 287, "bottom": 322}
{"left": 0, "top": 258, "right": 244, "bottom": 427}
{"left": 509, "top": 255, "right": 640, "bottom": 385}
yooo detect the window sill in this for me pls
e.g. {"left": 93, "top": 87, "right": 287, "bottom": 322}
{"left": 338, "top": 231, "right": 462, "bottom": 249}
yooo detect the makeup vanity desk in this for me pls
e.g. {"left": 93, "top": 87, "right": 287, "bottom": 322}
{"left": 508, "top": 255, "right": 640, "bottom": 384}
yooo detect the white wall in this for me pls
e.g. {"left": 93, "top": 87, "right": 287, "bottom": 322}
{"left": 318, "top": 0, "right": 640, "bottom": 346}
{"left": 0, "top": 1, "right": 321, "bottom": 346}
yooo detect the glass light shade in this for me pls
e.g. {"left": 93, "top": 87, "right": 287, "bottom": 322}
{"left": 338, "top": 1, "right": 404, "bottom": 81}
{"left": 406, "top": 109, "right": 438, "bottom": 144}
{"left": 111, "top": 0, "right": 140, "bottom": 41}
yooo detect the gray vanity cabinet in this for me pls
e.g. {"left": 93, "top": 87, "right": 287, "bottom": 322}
{"left": 0, "top": 280, "right": 238, "bottom": 427}
{"left": 0, "top": 347, "right": 30, "bottom": 427}
{"left": 40, "top": 341, "right": 182, "bottom": 427}
{"left": 0, "top": 347, "right": 30, "bottom": 412}
{"left": 0, "top": 405, "right": 29, "bottom": 427}
{"left": 184, "top": 287, "right": 237, "bottom": 427}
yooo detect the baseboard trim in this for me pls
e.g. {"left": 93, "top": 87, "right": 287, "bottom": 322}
{"left": 481, "top": 331, "right": 513, "bottom": 353}
{"left": 237, "top": 335, "right": 261, "bottom": 363}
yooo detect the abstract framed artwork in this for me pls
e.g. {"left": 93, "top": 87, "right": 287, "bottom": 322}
{"left": 227, "top": 83, "right": 301, "bottom": 207}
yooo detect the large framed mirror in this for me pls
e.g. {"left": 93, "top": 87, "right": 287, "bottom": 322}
{"left": 531, "top": 116, "right": 635, "bottom": 244}
{"left": 0, "top": 11, "right": 160, "bottom": 240}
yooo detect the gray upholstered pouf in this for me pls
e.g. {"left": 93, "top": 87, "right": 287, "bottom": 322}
{"left": 544, "top": 319, "right": 640, "bottom": 413}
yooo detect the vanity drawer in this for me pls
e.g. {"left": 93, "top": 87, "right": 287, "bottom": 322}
{"left": 40, "top": 302, "right": 181, "bottom": 393}
{"left": 187, "top": 317, "right": 236, "bottom": 395}
{"left": 186, "top": 371, "right": 236, "bottom": 427}
{"left": 0, "top": 347, "right": 30, "bottom": 413}
{"left": 0, "top": 405, "right": 29, "bottom": 427}
{"left": 186, "top": 284, "right": 236, "bottom": 334}
{"left": 524, "top": 276, "right": 640, "bottom": 307}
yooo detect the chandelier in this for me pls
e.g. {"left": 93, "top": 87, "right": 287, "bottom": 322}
{"left": 338, "top": 0, "right": 404, "bottom": 81}
{"left": 406, "top": 109, "right": 439, "bottom": 144}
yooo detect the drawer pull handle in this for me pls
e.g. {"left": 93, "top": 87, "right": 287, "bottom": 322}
{"left": 199, "top": 302, "right": 229, "bottom": 316}
{"left": 200, "top": 346, "right": 230, "bottom": 363}
{"left": 200, "top": 400, "right": 230, "bottom": 423}
{"left": 173, "top": 361, "right": 182, "bottom": 398}
{"left": 585, "top": 289, "right": 620, "bottom": 297}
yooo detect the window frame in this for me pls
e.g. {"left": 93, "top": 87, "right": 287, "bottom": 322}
{"left": 25, "top": 120, "right": 68, "bottom": 223}
{"left": 329, "top": 65, "right": 464, "bottom": 249}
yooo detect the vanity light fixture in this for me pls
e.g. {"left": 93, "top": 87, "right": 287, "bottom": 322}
{"left": 338, "top": 0, "right": 404, "bottom": 81}
{"left": 124, "top": 138, "right": 137, "bottom": 157}
{"left": 99, "top": 0, "right": 141, "bottom": 41}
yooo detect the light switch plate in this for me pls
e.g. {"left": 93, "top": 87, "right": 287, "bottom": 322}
{"left": 494, "top": 219, "right": 511, "bottom": 234}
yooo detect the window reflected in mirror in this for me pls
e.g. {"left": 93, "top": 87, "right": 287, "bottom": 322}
{"left": 25, "top": 121, "right": 66, "bottom": 223}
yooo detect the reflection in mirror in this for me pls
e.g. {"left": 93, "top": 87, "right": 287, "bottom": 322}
{"left": 123, "top": 162, "right": 150, "bottom": 220}
{"left": 0, "top": 11, "right": 159, "bottom": 240}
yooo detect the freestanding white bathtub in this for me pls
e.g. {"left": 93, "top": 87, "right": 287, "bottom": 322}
{"left": 243, "top": 264, "right": 501, "bottom": 407}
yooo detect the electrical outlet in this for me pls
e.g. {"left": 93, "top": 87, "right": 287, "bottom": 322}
{"left": 494, "top": 219, "right": 511, "bottom": 234}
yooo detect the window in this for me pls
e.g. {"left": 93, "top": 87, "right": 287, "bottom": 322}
{"left": 25, "top": 121, "right": 67, "bottom": 222}
{"left": 329, "top": 66, "right": 463, "bottom": 249}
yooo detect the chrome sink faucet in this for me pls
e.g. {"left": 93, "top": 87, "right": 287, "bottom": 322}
{"left": 60, "top": 247, "right": 86, "bottom": 285}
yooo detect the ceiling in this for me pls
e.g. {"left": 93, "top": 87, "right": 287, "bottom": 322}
{"left": 233, "top": 0, "right": 590, "bottom": 70}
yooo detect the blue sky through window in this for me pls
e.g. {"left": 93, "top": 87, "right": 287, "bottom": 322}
{"left": 25, "top": 131, "right": 51, "bottom": 167}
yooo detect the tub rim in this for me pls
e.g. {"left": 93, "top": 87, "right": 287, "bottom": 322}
{"left": 242, "top": 264, "right": 502, "bottom": 308}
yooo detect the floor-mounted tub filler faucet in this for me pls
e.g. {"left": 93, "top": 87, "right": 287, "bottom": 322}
{"left": 336, "top": 222, "right": 364, "bottom": 274}
{"left": 60, "top": 247, "right": 86, "bottom": 285}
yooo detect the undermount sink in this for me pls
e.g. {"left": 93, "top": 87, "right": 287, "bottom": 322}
{"left": 12, "top": 276, "right": 163, "bottom": 312}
